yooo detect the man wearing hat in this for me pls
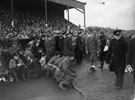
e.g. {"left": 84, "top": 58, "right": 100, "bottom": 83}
{"left": 98, "top": 32, "right": 107, "bottom": 69}
{"left": 75, "top": 31, "right": 83, "bottom": 64}
{"left": 127, "top": 34, "right": 135, "bottom": 81}
{"left": 106, "top": 30, "right": 128, "bottom": 90}
{"left": 59, "top": 31, "right": 66, "bottom": 55}
{"left": 86, "top": 31, "right": 99, "bottom": 71}
{"left": 127, "top": 34, "right": 135, "bottom": 98}
{"left": 64, "top": 32, "right": 73, "bottom": 53}
{"left": 54, "top": 31, "right": 60, "bottom": 52}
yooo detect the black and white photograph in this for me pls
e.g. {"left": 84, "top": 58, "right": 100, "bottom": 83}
{"left": 0, "top": 0, "right": 135, "bottom": 100}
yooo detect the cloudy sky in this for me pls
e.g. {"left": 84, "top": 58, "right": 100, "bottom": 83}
{"left": 65, "top": 0, "right": 135, "bottom": 30}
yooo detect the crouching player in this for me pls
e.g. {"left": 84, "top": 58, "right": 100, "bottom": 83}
{"left": 55, "top": 52, "right": 76, "bottom": 89}
{"left": 55, "top": 52, "right": 88, "bottom": 100}
{"left": 46, "top": 52, "right": 61, "bottom": 78}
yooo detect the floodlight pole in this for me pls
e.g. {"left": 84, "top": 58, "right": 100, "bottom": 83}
{"left": 45, "top": 0, "right": 48, "bottom": 27}
{"left": 11, "top": 0, "right": 14, "bottom": 27}
{"left": 67, "top": 1, "right": 70, "bottom": 22}
{"left": 84, "top": 7, "right": 86, "bottom": 29}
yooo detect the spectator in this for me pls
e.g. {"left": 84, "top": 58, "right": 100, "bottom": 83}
{"left": 106, "top": 30, "right": 128, "bottom": 90}
{"left": 74, "top": 31, "right": 83, "bottom": 64}
{"left": 98, "top": 32, "right": 107, "bottom": 69}
{"left": 64, "top": 32, "right": 73, "bottom": 53}
{"left": 127, "top": 34, "right": 135, "bottom": 82}
{"left": 86, "top": 31, "right": 99, "bottom": 71}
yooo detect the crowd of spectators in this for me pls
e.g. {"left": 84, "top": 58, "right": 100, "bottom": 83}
{"left": 0, "top": 5, "right": 81, "bottom": 84}
{"left": 0, "top": 6, "right": 80, "bottom": 40}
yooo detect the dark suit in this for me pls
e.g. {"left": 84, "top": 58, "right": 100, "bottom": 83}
{"left": 54, "top": 36, "right": 60, "bottom": 52}
{"left": 106, "top": 37, "right": 128, "bottom": 88}
{"left": 75, "top": 35, "right": 83, "bottom": 64}
{"left": 127, "top": 38, "right": 135, "bottom": 82}
{"left": 99, "top": 35, "right": 106, "bottom": 68}
{"left": 59, "top": 36, "right": 65, "bottom": 55}
{"left": 64, "top": 37, "right": 73, "bottom": 53}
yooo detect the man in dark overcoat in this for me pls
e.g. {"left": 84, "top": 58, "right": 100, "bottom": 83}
{"left": 106, "top": 30, "right": 128, "bottom": 90}
{"left": 127, "top": 34, "right": 135, "bottom": 82}
{"left": 59, "top": 31, "right": 66, "bottom": 56}
{"left": 54, "top": 32, "right": 60, "bottom": 52}
{"left": 64, "top": 32, "right": 73, "bottom": 53}
{"left": 98, "top": 32, "right": 107, "bottom": 69}
{"left": 127, "top": 34, "right": 135, "bottom": 99}
{"left": 75, "top": 32, "right": 83, "bottom": 64}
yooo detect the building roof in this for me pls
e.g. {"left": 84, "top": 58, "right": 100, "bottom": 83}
{"left": 1, "top": 0, "right": 86, "bottom": 10}
{"left": 47, "top": 0, "right": 86, "bottom": 10}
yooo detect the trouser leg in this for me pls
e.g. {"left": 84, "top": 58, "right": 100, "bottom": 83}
{"left": 76, "top": 51, "right": 82, "bottom": 64}
{"left": 76, "top": 54, "right": 79, "bottom": 64}
{"left": 79, "top": 51, "right": 83, "bottom": 63}
{"left": 115, "top": 72, "right": 124, "bottom": 88}
{"left": 19, "top": 66, "right": 27, "bottom": 80}
{"left": 10, "top": 68, "right": 20, "bottom": 82}
{"left": 100, "top": 61, "right": 104, "bottom": 69}
{"left": 133, "top": 71, "right": 135, "bottom": 84}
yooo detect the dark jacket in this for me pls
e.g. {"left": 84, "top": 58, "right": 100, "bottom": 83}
{"left": 59, "top": 36, "right": 65, "bottom": 53}
{"left": 64, "top": 37, "right": 73, "bottom": 53}
{"left": 127, "top": 38, "right": 135, "bottom": 70}
{"left": 106, "top": 37, "right": 128, "bottom": 72}
{"left": 54, "top": 36, "right": 60, "bottom": 51}
{"left": 99, "top": 35, "right": 106, "bottom": 61}
{"left": 75, "top": 35, "right": 83, "bottom": 51}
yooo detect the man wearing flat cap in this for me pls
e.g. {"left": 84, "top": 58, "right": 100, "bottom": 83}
{"left": 64, "top": 32, "right": 73, "bottom": 53}
{"left": 86, "top": 31, "right": 99, "bottom": 71}
{"left": 106, "top": 29, "right": 128, "bottom": 90}
{"left": 98, "top": 32, "right": 107, "bottom": 69}
{"left": 54, "top": 31, "right": 60, "bottom": 52}
{"left": 75, "top": 31, "right": 83, "bottom": 64}
{"left": 127, "top": 34, "right": 135, "bottom": 98}
{"left": 59, "top": 31, "right": 66, "bottom": 55}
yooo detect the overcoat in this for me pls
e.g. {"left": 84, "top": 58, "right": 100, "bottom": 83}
{"left": 99, "top": 35, "right": 106, "bottom": 61}
{"left": 106, "top": 37, "right": 128, "bottom": 72}
{"left": 75, "top": 35, "right": 83, "bottom": 52}
{"left": 127, "top": 38, "right": 135, "bottom": 70}
{"left": 64, "top": 37, "right": 73, "bottom": 53}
